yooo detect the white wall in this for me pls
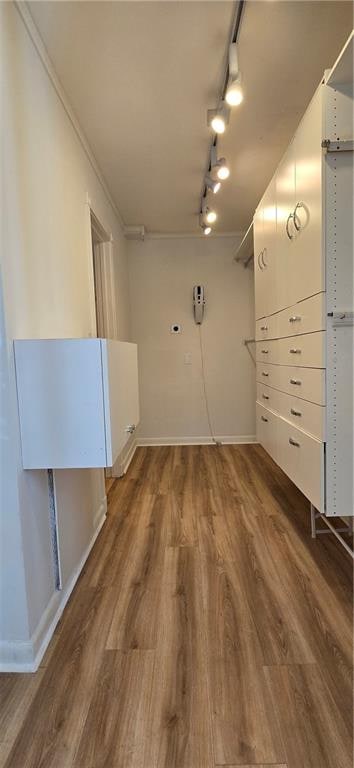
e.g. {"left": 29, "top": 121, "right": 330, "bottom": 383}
{"left": 128, "top": 236, "right": 255, "bottom": 443}
{"left": 0, "top": 3, "right": 131, "bottom": 669}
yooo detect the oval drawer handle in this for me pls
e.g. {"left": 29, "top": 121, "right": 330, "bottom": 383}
{"left": 261, "top": 416, "right": 268, "bottom": 422}
{"left": 261, "top": 325, "right": 268, "bottom": 331}
{"left": 261, "top": 349, "right": 269, "bottom": 354}
{"left": 290, "top": 348, "right": 301, "bottom": 354}
{"left": 262, "top": 394, "right": 269, "bottom": 400}
{"left": 262, "top": 371, "right": 269, "bottom": 377}
{"left": 289, "top": 437, "right": 300, "bottom": 447}
{"left": 289, "top": 315, "right": 301, "bottom": 323}
{"left": 290, "top": 378, "right": 301, "bottom": 385}
{"left": 290, "top": 408, "right": 302, "bottom": 416}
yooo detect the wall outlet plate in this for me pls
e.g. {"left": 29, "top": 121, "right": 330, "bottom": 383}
{"left": 170, "top": 324, "right": 181, "bottom": 334}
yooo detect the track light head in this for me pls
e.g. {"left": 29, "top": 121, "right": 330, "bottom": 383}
{"left": 225, "top": 76, "right": 243, "bottom": 107}
{"left": 210, "top": 147, "right": 230, "bottom": 182}
{"left": 199, "top": 214, "right": 212, "bottom": 235}
{"left": 205, "top": 175, "right": 221, "bottom": 194}
{"left": 202, "top": 198, "right": 217, "bottom": 225}
{"left": 225, "top": 43, "right": 243, "bottom": 106}
{"left": 207, "top": 102, "right": 230, "bottom": 134}
{"left": 216, "top": 159, "right": 230, "bottom": 180}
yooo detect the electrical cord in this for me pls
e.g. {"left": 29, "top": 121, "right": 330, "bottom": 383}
{"left": 198, "top": 324, "right": 221, "bottom": 447}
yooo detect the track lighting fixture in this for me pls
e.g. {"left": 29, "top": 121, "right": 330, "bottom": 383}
{"left": 210, "top": 146, "right": 230, "bottom": 181}
{"left": 205, "top": 175, "right": 221, "bottom": 194}
{"left": 198, "top": 3, "right": 244, "bottom": 233}
{"left": 199, "top": 214, "right": 212, "bottom": 235}
{"left": 216, "top": 160, "right": 230, "bottom": 180}
{"left": 225, "top": 43, "right": 243, "bottom": 107}
{"left": 207, "top": 102, "right": 230, "bottom": 134}
{"left": 202, "top": 199, "right": 217, "bottom": 225}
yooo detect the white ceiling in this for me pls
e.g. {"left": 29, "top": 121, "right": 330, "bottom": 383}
{"left": 28, "top": 1, "right": 353, "bottom": 234}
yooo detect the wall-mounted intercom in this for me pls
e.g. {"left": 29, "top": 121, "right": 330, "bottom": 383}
{"left": 193, "top": 285, "right": 205, "bottom": 325}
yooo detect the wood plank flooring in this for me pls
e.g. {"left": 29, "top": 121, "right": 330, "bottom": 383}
{"left": 1, "top": 445, "right": 353, "bottom": 768}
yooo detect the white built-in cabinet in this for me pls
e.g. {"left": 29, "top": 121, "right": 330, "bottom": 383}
{"left": 254, "top": 34, "right": 353, "bottom": 519}
{"left": 14, "top": 339, "right": 140, "bottom": 469}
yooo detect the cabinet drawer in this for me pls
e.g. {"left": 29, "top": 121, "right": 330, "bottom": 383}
{"left": 257, "top": 404, "right": 324, "bottom": 511}
{"left": 256, "top": 315, "right": 276, "bottom": 341}
{"left": 276, "top": 293, "right": 325, "bottom": 339}
{"left": 256, "top": 331, "right": 325, "bottom": 368}
{"left": 256, "top": 403, "right": 278, "bottom": 464}
{"left": 256, "top": 362, "right": 325, "bottom": 405}
{"left": 277, "top": 416, "right": 324, "bottom": 512}
{"left": 256, "top": 294, "right": 325, "bottom": 341}
{"left": 256, "top": 383, "right": 325, "bottom": 440}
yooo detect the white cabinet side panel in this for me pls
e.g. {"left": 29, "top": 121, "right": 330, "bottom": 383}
{"left": 101, "top": 341, "right": 140, "bottom": 466}
{"left": 14, "top": 339, "right": 107, "bottom": 469}
{"left": 324, "top": 85, "right": 354, "bottom": 516}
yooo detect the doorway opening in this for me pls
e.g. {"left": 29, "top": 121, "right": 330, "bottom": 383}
{"left": 90, "top": 210, "right": 118, "bottom": 485}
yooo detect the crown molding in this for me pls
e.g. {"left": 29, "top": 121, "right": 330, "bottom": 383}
{"left": 14, "top": 1, "right": 126, "bottom": 232}
{"left": 144, "top": 231, "right": 244, "bottom": 241}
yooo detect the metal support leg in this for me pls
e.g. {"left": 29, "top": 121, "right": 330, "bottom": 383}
{"left": 310, "top": 502, "right": 354, "bottom": 558}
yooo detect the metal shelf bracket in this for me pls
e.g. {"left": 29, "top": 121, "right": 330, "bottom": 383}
{"left": 321, "top": 139, "right": 354, "bottom": 153}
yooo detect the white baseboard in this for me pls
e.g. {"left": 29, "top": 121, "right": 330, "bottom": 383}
{"left": 112, "top": 437, "right": 138, "bottom": 477}
{"left": 0, "top": 498, "right": 107, "bottom": 673}
{"left": 137, "top": 435, "right": 256, "bottom": 447}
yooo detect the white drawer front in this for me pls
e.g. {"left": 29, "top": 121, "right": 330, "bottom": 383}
{"left": 256, "top": 331, "right": 325, "bottom": 368}
{"left": 255, "top": 316, "right": 276, "bottom": 341}
{"left": 256, "top": 293, "right": 325, "bottom": 341}
{"left": 277, "top": 417, "right": 324, "bottom": 512}
{"left": 256, "top": 403, "right": 278, "bottom": 464}
{"left": 276, "top": 293, "right": 325, "bottom": 339}
{"left": 256, "top": 383, "right": 325, "bottom": 440}
{"left": 256, "top": 362, "right": 325, "bottom": 405}
{"left": 257, "top": 404, "right": 324, "bottom": 512}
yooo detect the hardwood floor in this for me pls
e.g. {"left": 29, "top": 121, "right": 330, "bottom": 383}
{"left": 1, "top": 445, "right": 352, "bottom": 768}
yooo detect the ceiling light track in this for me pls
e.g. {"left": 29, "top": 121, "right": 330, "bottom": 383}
{"left": 198, "top": 0, "right": 245, "bottom": 234}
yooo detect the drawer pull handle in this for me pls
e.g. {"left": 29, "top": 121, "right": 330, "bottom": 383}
{"left": 286, "top": 212, "right": 294, "bottom": 240}
{"left": 262, "top": 371, "right": 269, "bottom": 377}
{"left": 290, "top": 378, "right": 301, "bottom": 385}
{"left": 290, "top": 408, "right": 302, "bottom": 417}
{"left": 261, "top": 325, "right": 268, "bottom": 331}
{"left": 261, "top": 349, "right": 269, "bottom": 354}
{"left": 290, "top": 348, "right": 301, "bottom": 354}
{"left": 262, "top": 394, "right": 269, "bottom": 400}
{"left": 293, "top": 201, "right": 306, "bottom": 231}
{"left": 289, "top": 315, "right": 301, "bottom": 323}
{"left": 261, "top": 416, "right": 268, "bottom": 423}
{"left": 258, "top": 250, "right": 265, "bottom": 270}
{"left": 289, "top": 437, "right": 300, "bottom": 447}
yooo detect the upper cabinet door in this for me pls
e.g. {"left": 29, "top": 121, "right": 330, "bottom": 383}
{"left": 275, "top": 142, "right": 296, "bottom": 312}
{"left": 261, "top": 177, "right": 277, "bottom": 316}
{"left": 254, "top": 202, "right": 267, "bottom": 319}
{"left": 291, "top": 87, "right": 324, "bottom": 304}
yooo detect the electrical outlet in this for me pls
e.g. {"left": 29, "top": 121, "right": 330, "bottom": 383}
{"left": 184, "top": 352, "right": 192, "bottom": 365}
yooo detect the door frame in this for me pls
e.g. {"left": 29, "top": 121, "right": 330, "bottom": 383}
{"left": 85, "top": 199, "right": 118, "bottom": 340}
